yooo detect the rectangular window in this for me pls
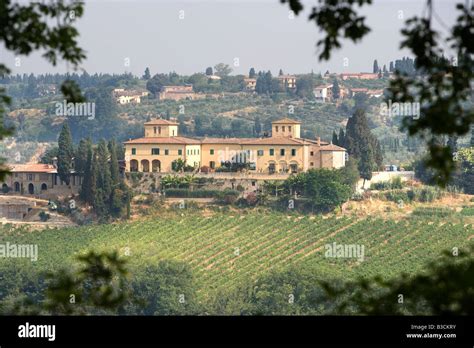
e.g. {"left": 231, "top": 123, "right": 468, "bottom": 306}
{"left": 178, "top": 149, "right": 183, "bottom": 156}
{"left": 187, "top": 149, "right": 189, "bottom": 155}
{"left": 257, "top": 150, "right": 264, "bottom": 156}
{"left": 289, "top": 126, "right": 292, "bottom": 131}
{"left": 27, "top": 174, "right": 33, "bottom": 181}
{"left": 310, "top": 162, "right": 314, "bottom": 166}
{"left": 291, "top": 149, "right": 296, "bottom": 156}
{"left": 269, "top": 149, "right": 274, "bottom": 156}
{"left": 210, "top": 161, "right": 215, "bottom": 169}
{"left": 152, "top": 148, "right": 160, "bottom": 155}
{"left": 282, "top": 126, "right": 285, "bottom": 132}
{"left": 275, "top": 126, "right": 279, "bottom": 132}
{"left": 310, "top": 151, "right": 314, "bottom": 156}
{"left": 153, "top": 126, "right": 157, "bottom": 134}
{"left": 280, "top": 149, "right": 285, "bottom": 156}
{"left": 131, "top": 148, "right": 136, "bottom": 155}
{"left": 158, "top": 126, "right": 161, "bottom": 134}
{"left": 210, "top": 149, "right": 214, "bottom": 155}
{"left": 165, "top": 149, "right": 169, "bottom": 155}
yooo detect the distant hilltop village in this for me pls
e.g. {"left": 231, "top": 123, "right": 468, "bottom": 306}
{"left": 124, "top": 118, "right": 346, "bottom": 174}
{"left": 112, "top": 70, "right": 390, "bottom": 105}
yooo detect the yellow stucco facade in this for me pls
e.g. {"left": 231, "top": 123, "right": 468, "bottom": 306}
{"left": 124, "top": 118, "right": 346, "bottom": 173}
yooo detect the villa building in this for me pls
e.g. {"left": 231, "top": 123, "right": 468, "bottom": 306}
{"left": 124, "top": 118, "right": 346, "bottom": 174}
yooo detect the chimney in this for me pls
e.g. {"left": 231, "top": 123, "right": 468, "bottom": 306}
{"left": 316, "top": 137, "right": 321, "bottom": 147}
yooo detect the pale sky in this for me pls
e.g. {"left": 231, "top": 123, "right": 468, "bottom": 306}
{"left": 2, "top": 0, "right": 458, "bottom": 76}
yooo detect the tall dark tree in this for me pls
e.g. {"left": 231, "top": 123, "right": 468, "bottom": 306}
{"left": 249, "top": 67, "right": 256, "bottom": 78}
{"left": 345, "top": 109, "right": 382, "bottom": 177}
{"left": 279, "top": 69, "right": 284, "bottom": 76}
{"left": 338, "top": 128, "right": 346, "bottom": 148}
{"left": 389, "top": 61, "right": 394, "bottom": 72}
{"left": 372, "top": 59, "right": 379, "bottom": 73}
{"left": 331, "top": 79, "right": 340, "bottom": 100}
{"left": 205, "top": 67, "right": 213, "bottom": 76}
{"left": 95, "top": 140, "right": 112, "bottom": 215}
{"left": 471, "top": 128, "right": 474, "bottom": 147}
{"left": 75, "top": 138, "right": 89, "bottom": 174}
{"left": 80, "top": 141, "right": 94, "bottom": 204}
{"left": 142, "top": 67, "right": 151, "bottom": 80}
{"left": 332, "top": 130, "right": 338, "bottom": 145}
{"left": 108, "top": 139, "right": 120, "bottom": 186}
{"left": 57, "top": 123, "right": 74, "bottom": 185}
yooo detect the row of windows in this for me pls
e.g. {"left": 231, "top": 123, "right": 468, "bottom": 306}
{"left": 131, "top": 148, "right": 184, "bottom": 156}
{"left": 131, "top": 148, "right": 298, "bottom": 156}
{"left": 275, "top": 126, "right": 292, "bottom": 132}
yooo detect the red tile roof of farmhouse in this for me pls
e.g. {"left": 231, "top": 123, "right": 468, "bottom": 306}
{"left": 144, "top": 119, "right": 179, "bottom": 126}
{"left": 271, "top": 118, "right": 302, "bottom": 124}
{"left": 124, "top": 136, "right": 200, "bottom": 145}
{"left": 8, "top": 164, "right": 57, "bottom": 173}
{"left": 319, "top": 144, "right": 346, "bottom": 151}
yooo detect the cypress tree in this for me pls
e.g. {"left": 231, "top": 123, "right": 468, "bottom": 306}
{"left": 96, "top": 140, "right": 112, "bottom": 212}
{"left": 108, "top": 139, "right": 120, "bottom": 187}
{"left": 332, "top": 130, "right": 338, "bottom": 145}
{"left": 75, "top": 138, "right": 89, "bottom": 174}
{"left": 80, "top": 141, "right": 94, "bottom": 204}
{"left": 332, "top": 79, "right": 340, "bottom": 100}
{"left": 249, "top": 67, "right": 256, "bottom": 78}
{"left": 345, "top": 109, "right": 382, "bottom": 176}
{"left": 57, "top": 123, "right": 74, "bottom": 185}
{"left": 373, "top": 59, "right": 379, "bottom": 74}
{"left": 91, "top": 149, "right": 106, "bottom": 216}
{"left": 338, "top": 128, "right": 346, "bottom": 148}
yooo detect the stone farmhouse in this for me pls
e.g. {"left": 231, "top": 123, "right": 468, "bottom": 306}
{"left": 124, "top": 118, "right": 346, "bottom": 174}
{"left": 0, "top": 163, "right": 81, "bottom": 198}
{"left": 157, "top": 85, "right": 196, "bottom": 101}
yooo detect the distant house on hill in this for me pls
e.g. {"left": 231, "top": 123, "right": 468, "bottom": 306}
{"left": 313, "top": 84, "right": 333, "bottom": 102}
{"left": 157, "top": 85, "right": 196, "bottom": 101}
{"left": 340, "top": 72, "right": 379, "bottom": 80}
{"left": 244, "top": 78, "right": 257, "bottom": 92}
{"left": 113, "top": 88, "right": 148, "bottom": 104}
{"left": 277, "top": 75, "right": 297, "bottom": 89}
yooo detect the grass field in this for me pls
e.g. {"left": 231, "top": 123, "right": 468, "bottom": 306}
{"left": 0, "top": 212, "right": 472, "bottom": 299}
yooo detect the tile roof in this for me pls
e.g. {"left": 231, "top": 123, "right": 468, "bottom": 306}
{"left": 320, "top": 144, "right": 346, "bottom": 151}
{"left": 9, "top": 164, "right": 57, "bottom": 173}
{"left": 124, "top": 136, "right": 200, "bottom": 145}
{"left": 271, "top": 118, "right": 302, "bottom": 124}
{"left": 144, "top": 119, "right": 179, "bottom": 126}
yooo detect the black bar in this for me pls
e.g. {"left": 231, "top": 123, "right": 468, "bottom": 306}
{"left": 0, "top": 316, "right": 473, "bottom": 346}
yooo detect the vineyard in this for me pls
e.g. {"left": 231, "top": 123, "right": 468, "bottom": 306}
{"left": 0, "top": 212, "right": 472, "bottom": 299}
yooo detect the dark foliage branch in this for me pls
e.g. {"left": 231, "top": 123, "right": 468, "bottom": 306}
{"left": 0, "top": 0, "right": 86, "bottom": 179}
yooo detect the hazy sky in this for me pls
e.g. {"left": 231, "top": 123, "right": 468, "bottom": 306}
{"left": 2, "top": 0, "right": 458, "bottom": 76}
